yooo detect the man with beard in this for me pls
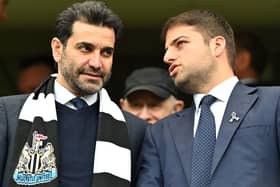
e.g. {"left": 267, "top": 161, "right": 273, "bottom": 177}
{"left": 0, "top": 1, "right": 147, "bottom": 187}
{"left": 137, "top": 9, "right": 280, "bottom": 187}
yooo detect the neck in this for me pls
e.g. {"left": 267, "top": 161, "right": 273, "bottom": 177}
{"left": 200, "top": 63, "right": 234, "bottom": 94}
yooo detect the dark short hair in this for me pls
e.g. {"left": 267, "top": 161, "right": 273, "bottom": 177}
{"left": 55, "top": 1, "right": 123, "bottom": 45}
{"left": 235, "top": 31, "right": 267, "bottom": 76}
{"left": 161, "top": 9, "right": 236, "bottom": 68}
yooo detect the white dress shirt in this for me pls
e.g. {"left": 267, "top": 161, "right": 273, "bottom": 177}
{"left": 193, "top": 76, "right": 239, "bottom": 138}
{"left": 54, "top": 79, "right": 98, "bottom": 110}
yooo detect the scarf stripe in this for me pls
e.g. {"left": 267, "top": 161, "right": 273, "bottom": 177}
{"left": 94, "top": 141, "right": 131, "bottom": 181}
{"left": 94, "top": 88, "right": 131, "bottom": 182}
{"left": 19, "top": 93, "right": 57, "bottom": 122}
{"left": 93, "top": 173, "right": 130, "bottom": 187}
{"left": 9, "top": 76, "right": 131, "bottom": 187}
{"left": 97, "top": 113, "right": 130, "bottom": 148}
{"left": 99, "top": 89, "right": 125, "bottom": 122}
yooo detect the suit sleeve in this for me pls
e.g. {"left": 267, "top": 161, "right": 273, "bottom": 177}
{"left": 123, "top": 111, "right": 147, "bottom": 186}
{"left": 0, "top": 98, "right": 8, "bottom": 185}
{"left": 276, "top": 92, "right": 280, "bottom": 151}
{"left": 136, "top": 125, "right": 163, "bottom": 187}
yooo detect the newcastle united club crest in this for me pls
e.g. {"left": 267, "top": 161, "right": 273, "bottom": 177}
{"left": 13, "top": 131, "right": 57, "bottom": 185}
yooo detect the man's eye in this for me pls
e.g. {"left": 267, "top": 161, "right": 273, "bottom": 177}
{"left": 79, "top": 45, "right": 92, "bottom": 52}
{"left": 130, "top": 103, "right": 142, "bottom": 108}
{"left": 149, "top": 103, "right": 161, "bottom": 108}
{"left": 176, "top": 40, "right": 187, "bottom": 48}
{"left": 101, "top": 48, "right": 114, "bottom": 57}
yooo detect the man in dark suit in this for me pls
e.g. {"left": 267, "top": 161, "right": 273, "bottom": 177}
{"left": 0, "top": 1, "right": 147, "bottom": 187}
{"left": 137, "top": 9, "right": 280, "bottom": 187}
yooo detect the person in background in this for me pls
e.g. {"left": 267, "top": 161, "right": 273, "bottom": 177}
{"left": 0, "top": 1, "right": 147, "bottom": 187}
{"left": 120, "top": 67, "right": 184, "bottom": 124}
{"left": 137, "top": 9, "right": 280, "bottom": 187}
{"left": 0, "top": 0, "right": 8, "bottom": 21}
{"left": 17, "top": 55, "right": 55, "bottom": 94}
{"left": 234, "top": 31, "right": 267, "bottom": 86}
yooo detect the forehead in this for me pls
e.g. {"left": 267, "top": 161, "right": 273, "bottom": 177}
{"left": 69, "top": 21, "right": 116, "bottom": 46}
{"left": 165, "top": 25, "right": 202, "bottom": 45}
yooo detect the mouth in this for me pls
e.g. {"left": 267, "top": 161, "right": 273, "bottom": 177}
{"left": 168, "top": 64, "right": 179, "bottom": 77}
{"left": 81, "top": 72, "right": 103, "bottom": 80}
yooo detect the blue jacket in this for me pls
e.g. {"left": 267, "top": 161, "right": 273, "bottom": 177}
{"left": 137, "top": 83, "right": 280, "bottom": 187}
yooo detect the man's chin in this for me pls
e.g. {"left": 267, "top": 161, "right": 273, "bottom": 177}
{"left": 79, "top": 77, "right": 109, "bottom": 94}
{"left": 73, "top": 82, "right": 102, "bottom": 95}
{"left": 85, "top": 85, "right": 103, "bottom": 94}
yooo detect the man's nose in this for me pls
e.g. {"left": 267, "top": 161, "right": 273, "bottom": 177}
{"left": 88, "top": 53, "right": 102, "bottom": 68}
{"left": 163, "top": 48, "right": 175, "bottom": 65}
{"left": 138, "top": 106, "right": 154, "bottom": 124}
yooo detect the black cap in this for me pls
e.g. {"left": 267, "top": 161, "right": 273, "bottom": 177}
{"left": 123, "top": 67, "right": 178, "bottom": 99}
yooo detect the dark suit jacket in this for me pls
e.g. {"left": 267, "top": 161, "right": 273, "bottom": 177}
{"left": 0, "top": 94, "right": 147, "bottom": 187}
{"left": 137, "top": 83, "right": 280, "bottom": 187}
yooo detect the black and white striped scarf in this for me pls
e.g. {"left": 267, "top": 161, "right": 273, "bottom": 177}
{"left": 9, "top": 76, "right": 131, "bottom": 187}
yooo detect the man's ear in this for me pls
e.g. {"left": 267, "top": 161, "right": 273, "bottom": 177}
{"left": 119, "top": 98, "right": 125, "bottom": 109}
{"left": 210, "top": 36, "right": 226, "bottom": 58}
{"left": 174, "top": 100, "right": 185, "bottom": 112}
{"left": 51, "top": 37, "right": 63, "bottom": 64}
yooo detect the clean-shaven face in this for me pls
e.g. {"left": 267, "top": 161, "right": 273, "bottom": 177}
{"left": 163, "top": 24, "right": 217, "bottom": 94}
{"left": 55, "top": 21, "right": 115, "bottom": 96}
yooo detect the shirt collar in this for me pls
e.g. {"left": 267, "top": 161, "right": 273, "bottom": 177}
{"left": 54, "top": 79, "right": 98, "bottom": 106}
{"left": 193, "top": 76, "right": 239, "bottom": 109}
{"left": 240, "top": 78, "right": 258, "bottom": 85}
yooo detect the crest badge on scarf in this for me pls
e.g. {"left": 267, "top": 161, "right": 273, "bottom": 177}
{"left": 13, "top": 131, "right": 57, "bottom": 185}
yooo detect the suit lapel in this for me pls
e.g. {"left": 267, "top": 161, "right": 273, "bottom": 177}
{"left": 169, "top": 106, "right": 195, "bottom": 184}
{"left": 211, "top": 83, "right": 258, "bottom": 175}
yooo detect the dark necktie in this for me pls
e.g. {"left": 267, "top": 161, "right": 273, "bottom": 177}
{"left": 70, "top": 97, "right": 88, "bottom": 110}
{"left": 191, "top": 95, "right": 216, "bottom": 187}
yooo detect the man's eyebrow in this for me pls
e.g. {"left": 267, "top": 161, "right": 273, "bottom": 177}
{"left": 76, "top": 41, "right": 94, "bottom": 48}
{"left": 75, "top": 42, "right": 114, "bottom": 51}
{"left": 101, "top": 46, "right": 114, "bottom": 51}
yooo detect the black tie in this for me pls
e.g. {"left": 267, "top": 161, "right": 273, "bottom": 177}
{"left": 191, "top": 95, "right": 216, "bottom": 187}
{"left": 70, "top": 97, "right": 88, "bottom": 110}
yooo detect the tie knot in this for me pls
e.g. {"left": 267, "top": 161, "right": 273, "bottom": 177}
{"left": 70, "top": 97, "right": 88, "bottom": 109}
{"left": 200, "top": 95, "right": 216, "bottom": 107}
